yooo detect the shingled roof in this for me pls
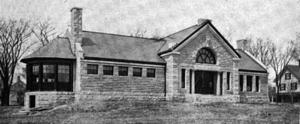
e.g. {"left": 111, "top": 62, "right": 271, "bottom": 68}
{"left": 80, "top": 31, "right": 166, "bottom": 64}
{"left": 237, "top": 49, "right": 268, "bottom": 73}
{"left": 21, "top": 37, "right": 76, "bottom": 62}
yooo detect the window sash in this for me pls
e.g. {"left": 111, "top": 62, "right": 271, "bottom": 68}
{"left": 87, "top": 64, "right": 98, "bottom": 74}
{"left": 291, "top": 83, "right": 297, "bottom": 90}
{"left": 280, "top": 84, "right": 286, "bottom": 91}
{"left": 133, "top": 67, "right": 142, "bottom": 77}
{"left": 285, "top": 73, "right": 291, "bottom": 80}
{"left": 146, "top": 68, "right": 155, "bottom": 78}
{"left": 103, "top": 65, "right": 114, "bottom": 75}
{"left": 118, "top": 66, "right": 128, "bottom": 76}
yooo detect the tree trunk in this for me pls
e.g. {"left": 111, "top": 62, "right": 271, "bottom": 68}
{"left": 1, "top": 88, "right": 10, "bottom": 106}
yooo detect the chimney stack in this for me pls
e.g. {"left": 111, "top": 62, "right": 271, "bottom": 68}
{"left": 70, "top": 7, "right": 82, "bottom": 53}
{"left": 198, "top": 18, "right": 212, "bottom": 25}
{"left": 236, "top": 39, "right": 248, "bottom": 50}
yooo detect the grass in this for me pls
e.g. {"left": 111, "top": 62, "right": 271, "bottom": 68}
{"left": 0, "top": 101, "right": 299, "bottom": 124}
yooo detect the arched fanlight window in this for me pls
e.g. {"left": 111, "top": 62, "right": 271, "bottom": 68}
{"left": 196, "top": 48, "right": 216, "bottom": 64}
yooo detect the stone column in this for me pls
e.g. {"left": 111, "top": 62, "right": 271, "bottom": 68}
{"left": 222, "top": 72, "right": 226, "bottom": 95}
{"left": 185, "top": 69, "right": 189, "bottom": 92}
{"left": 191, "top": 70, "right": 195, "bottom": 94}
{"left": 252, "top": 76, "right": 256, "bottom": 92}
{"left": 243, "top": 75, "right": 247, "bottom": 92}
{"left": 216, "top": 72, "right": 220, "bottom": 95}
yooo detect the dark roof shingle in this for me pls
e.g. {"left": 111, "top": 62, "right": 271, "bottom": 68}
{"left": 237, "top": 50, "right": 267, "bottom": 73}
{"left": 21, "top": 37, "right": 75, "bottom": 62}
{"left": 81, "top": 31, "right": 166, "bottom": 63}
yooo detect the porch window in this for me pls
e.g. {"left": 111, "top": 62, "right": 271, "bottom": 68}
{"left": 196, "top": 48, "right": 216, "bottom": 64}
{"left": 58, "top": 65, "right": 70, "bottom": 83}
{"left": 28, "top": 62, "right": 73, "bottom": 91}
{"left": 43, "top": 65, "right": 55, "bottom": 83}
{"left": 32, "top": 65, "right": 39, "bottom": 83}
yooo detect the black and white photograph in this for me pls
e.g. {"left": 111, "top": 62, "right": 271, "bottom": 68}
{"left": 0, "top": 0, "right": 300, "bottom": 123}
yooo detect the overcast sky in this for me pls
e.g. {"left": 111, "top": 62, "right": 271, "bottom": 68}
{"left": 1, "top": 0, "right": 300, "bottom": 47}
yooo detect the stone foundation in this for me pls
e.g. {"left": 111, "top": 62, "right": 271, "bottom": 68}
{"left": 240, "top": 95, "right": 269, "bottom": 103}
{"left": 185, "top": 94, "right": 240, "bottom": 103}
{"left": 76, "top": 91, "right": 166, "bottom": 102}
{"left": 24, "top": 92, "right": 75, "bottom": 109}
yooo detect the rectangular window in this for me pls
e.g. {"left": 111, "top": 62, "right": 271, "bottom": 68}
{"left": 133, "top": 67, "right": 142, "bottom": 77}
{"left": 58, "top": 65, "right": 70, "bottom": 83}
{"left": 189, "top": 70, "right": 192, "bottom": 94}
{"left": 247, "top": 76, "right": 253, "bottom": 91}
{"left": 43, "top": 65, "right": 55, "bottom": 83}
{"left": 32, "top": 65, "right": 39, "bottom": 83}
{"left": 291, "top": 83, "right": 297, "bottom": 90}
{"left": 147, "top": 68, "right": 155, "bottom": 78}
{"left": 87, "top": 64, "right": 98, "bottom": 74}
{"left": 118, "top": 66, "right": 128, "bottom": 76}
{"left": 181, "top": 69, "right": 185, "bottom": 88}
{"left": 285, "top": 73, "right": 291, "bottom": 80}
{"left": 256, "top": 76, "right": 259, "bottom": 92}
{"left": 103, "top": 65, "right": 114, "bottom": 75}
{"left": 280, "top": 84, "right": 286, "bottom": 91}
{"left": 239, "top": 75, "right": 243, "bottom": 91}
{"left": 227, "top": 72, "right": 230, "bottom": 90}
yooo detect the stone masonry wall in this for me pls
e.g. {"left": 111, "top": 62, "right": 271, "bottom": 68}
{"left": 239, "top": 71, "right": 269, "bottom": 103}
{"left": 25, "top": 92, "right": 75, "bottom": 109}
{"left": 163, "top": 26, "right": 239, "bottom": 100}
{"left": 80, "top": 60, "right": 166, "bottom": 99}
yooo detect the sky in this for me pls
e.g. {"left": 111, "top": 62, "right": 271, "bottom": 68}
{"left": 1, "top": 0, "right": 300, "bottom": 83}
{"left": 1, "top": 0, "right": 300, "bottom": 46}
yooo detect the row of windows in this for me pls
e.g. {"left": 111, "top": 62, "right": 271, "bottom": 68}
{"left": 180, "top": 69, "right": 231, "bottom": 90}
{"left": 280, "top": 83, "right": 298, "bottom": 91}
{"left": 87, "top": 64, "right": 156, "bottom": 78}
{"left": 239, "top": 75, "right": 260, "bottom": 92}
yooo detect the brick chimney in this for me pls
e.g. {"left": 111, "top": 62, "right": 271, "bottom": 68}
{"left": 198, "top": 18, "right": 212, "bottom": 25}
{"left": 70, "top": 7, "right": 82, "bottom": 53}
{"left": 236, "top": 39, "right": 248, "bottom": 50}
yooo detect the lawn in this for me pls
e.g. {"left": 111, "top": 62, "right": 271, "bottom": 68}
{"left": 0, "top": 101, "right": 299, "bottom": 124}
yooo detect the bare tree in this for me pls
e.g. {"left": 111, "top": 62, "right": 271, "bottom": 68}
{"left": 0, "top": 19, "right": 33, "bottom": 106}
{"left": 244, "top": 38, "right": 273, "bottom": 68}
{"left": 270, "top": 41, "right": 296, "bottom": 104}
{"left": 32, "top": 21, "right": 56, "bottom": 47}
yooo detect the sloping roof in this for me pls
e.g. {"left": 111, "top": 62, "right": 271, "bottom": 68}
{"left": 159, "top": 20, "right": 241, "bottom": 58}
{"left": 237, "top": 49, "right": 268, "bottom": 73}
{"left": 81, "top": 31, "right": 166, "bottom": 63}
{"left": 286, "top": 65, "right": 300, "bottom": 79}
{"left": 159, "top": 25, "right": 200, "bottom": 53}
{"left": 274, "top": 65, "right": 300, "bottom": 82}
{"left": 21, "top": 37, "right": 76, "bottom": 62}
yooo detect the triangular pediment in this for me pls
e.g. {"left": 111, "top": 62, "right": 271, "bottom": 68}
{"left": 159, "top": 21, "right": 240, "bottom": 59}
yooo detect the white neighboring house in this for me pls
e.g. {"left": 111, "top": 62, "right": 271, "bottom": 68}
{"left": 276, "top": 64, "right": 300, "bottom": 103}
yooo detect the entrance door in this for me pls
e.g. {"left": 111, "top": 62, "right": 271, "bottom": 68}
{"left": 29, "top": 95, "right": 35, "bottom": 108}
{"left": 195, "top": 71, "right": 215, "bottom": 94}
